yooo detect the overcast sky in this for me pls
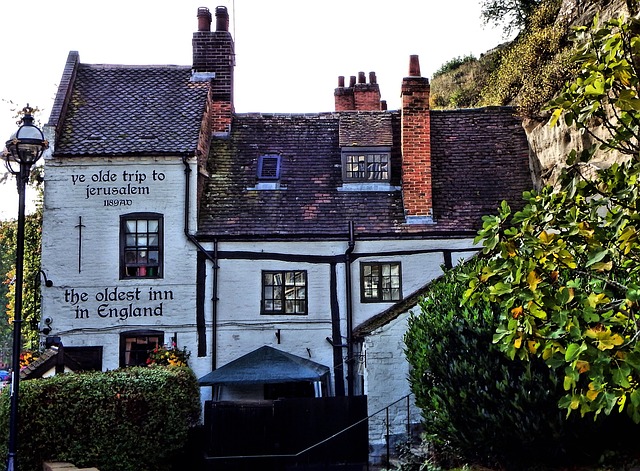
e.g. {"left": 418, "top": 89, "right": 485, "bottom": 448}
{"left": 0, "top": 0, "right": 507, "bottom": 220}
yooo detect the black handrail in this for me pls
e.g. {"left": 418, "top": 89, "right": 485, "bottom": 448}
{"left": 205, "top": 393, "right": 418, "bottom": 469}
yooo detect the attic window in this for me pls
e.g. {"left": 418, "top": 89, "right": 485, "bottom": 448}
{"left": 257, "top": 155, "right": 281, "bottom": 180}
{"left": 342, "top": 147, "right": 390, "bottom": 182}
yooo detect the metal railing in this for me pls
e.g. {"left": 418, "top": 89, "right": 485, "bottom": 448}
{"left": 203, "top": 393, "right": 420, "bottom": 470}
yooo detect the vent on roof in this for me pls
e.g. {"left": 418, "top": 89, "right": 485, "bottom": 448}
{"left": 257, "top": 155, "right": 281, "bottom": 180}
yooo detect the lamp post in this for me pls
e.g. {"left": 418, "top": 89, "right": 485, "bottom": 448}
{"left": 2, "top": 105, "right": 48, "bottom": 471}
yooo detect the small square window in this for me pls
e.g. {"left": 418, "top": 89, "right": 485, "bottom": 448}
{"left": 261, "top": 270, "right": 307, "bottom": 315}
{"left": 258, "top": 155, "right": 281, "bottom": 180}
{"left": 360, "top": 262, "right": 402, "bottom": 303}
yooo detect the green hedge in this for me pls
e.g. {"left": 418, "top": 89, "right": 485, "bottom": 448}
{"left": 405, "top": 261, "right": 640, "bottom": 469}
{"left": 405, "top": 261, "right": 573, "bottom": 469}
{"left": 0, "top": 367, "right": 201, "bottom": 471}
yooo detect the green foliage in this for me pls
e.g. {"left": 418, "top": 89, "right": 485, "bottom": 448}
{"left": 432, "top": 55, "right": 477, "bottom": 79}
{"left": 481, "top": 0, "right": 543, "bottom": 36}
{"left": 430, "top": 53, "right": 501, "bottom": 109}
{"left": 480, "top": 0, "right": 574, "bottom": 115}
{"left": 463, "top": 14, "right": 640, "bottom": 423}
{"left": 1, "top": 199, "right": 44, "bottom": 353}
{"left": 547, "top": 15, "right": 640, "bottom": 154}
{"left": 0, "top": 367, "right": 201, "bottom": 471}
{"left": 405, "top": 261, "right": 572, "bottom": 469}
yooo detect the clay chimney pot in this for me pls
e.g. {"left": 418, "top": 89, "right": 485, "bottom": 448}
{"left": 197, "top": 7, "right": 212, "bottom": 32}
{"left": 409, "top": 55, "right": 421, "bottom": 77}
{"left": 216, "top": 6, "right": 229, "bottom": 32}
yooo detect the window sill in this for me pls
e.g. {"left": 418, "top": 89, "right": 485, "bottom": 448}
{"left": 338, "top": 183, "right": 400, "bottom": 192}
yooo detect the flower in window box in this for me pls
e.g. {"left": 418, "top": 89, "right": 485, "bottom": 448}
{"left": 146, "top": 344, "right": 190, "bottom": 367}
{"left": 19, "top": 350, "right": 39, "bottom": 369}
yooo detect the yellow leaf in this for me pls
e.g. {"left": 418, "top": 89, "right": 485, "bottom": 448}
{"left": 586, "top": 382, "right": 599, "bottom": 401}
{"left": 591, "top": 261, "right": 613, "bottom": 272}
{"left": 539, "top": 230, "right": 554, "bottom": 244}
{"left": 527, "top": 270, "right": 542, "bottom": 291}
{"left": 514, "top": 334, "right": 523, "bottom": 349}
{"left": 527, "top": 340, "right": 539, "bottom": 354}
{"left": 587, "top": 292, "right": 607, "bottom": 308}
{"left": 586, "top": 328, "right": 625, "bottom": 351}
{"left": 576, "top": 360, "right": 590, "bottom": 373}
{"left": 570, "top": 397, "right": 580, "bottom": 410}
{"left": 511, "top": 306, "right": 524, "bottom": 319}
{"left": 577, "top": 221, "right": 594, "bottom": 239}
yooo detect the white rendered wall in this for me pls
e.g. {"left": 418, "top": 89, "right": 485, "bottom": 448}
{"left": 41, "top": 153, "right": 199, "bottom": 372}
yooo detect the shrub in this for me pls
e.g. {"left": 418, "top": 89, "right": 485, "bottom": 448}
{"left": 405, "top": 260, "right": 640, "bottom": 469}
{"left": 405, "top": 261, "right": 573, "bottom": 469}
{"left": 0, "top": 367, "right": 201, "bottom": 471}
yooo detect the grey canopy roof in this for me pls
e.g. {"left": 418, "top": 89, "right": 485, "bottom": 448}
{"left": 198, "top": 345, "right": 330, "bottom": 386}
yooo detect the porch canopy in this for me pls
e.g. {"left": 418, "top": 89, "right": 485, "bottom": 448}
{"left": 198, "top": 345, "right": 330, "bottom": 386}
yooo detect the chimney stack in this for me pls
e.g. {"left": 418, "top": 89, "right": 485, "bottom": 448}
{"left": 401, "top": 55, "right": 433, "bottom": 224}
{"left": 192, "top": 6, "right": 235, "bottom": 136}
{"left": 334, "top": 71, "right": 383, "bottom": 111}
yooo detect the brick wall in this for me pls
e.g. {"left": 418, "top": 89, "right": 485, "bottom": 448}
{"left": 401, "top": 55, "right": 432, "bottom": 222}
{"left": 334, "top": 72, "right": 382, "bottom": 111}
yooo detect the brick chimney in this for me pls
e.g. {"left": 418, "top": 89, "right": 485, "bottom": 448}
{"left": 192, "top": 6, "right": 235, "bottom": 135}
{"left": 401, "top": 55, "right": 433, "bottom": 224}
{"left": 334, "top": 72, "right": 382, "bottom": 111}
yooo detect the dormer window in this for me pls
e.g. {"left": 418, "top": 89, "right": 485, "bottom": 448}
{"left": 342, "top": 147, "right": 390, "bottom": 182}
{"left": 258, "top": 154, "right": 281, "bottom": 180}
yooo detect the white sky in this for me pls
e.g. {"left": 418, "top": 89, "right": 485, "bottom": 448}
{"left": 0, "top": 0, "right": 507, "bottom": 220}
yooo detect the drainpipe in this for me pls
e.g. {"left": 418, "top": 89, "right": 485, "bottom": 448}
{"left": 183, "top": 156, "right": 218, "bottom": 371}
{"left": 345, "top": 221, "right": 355, "bottom": 396}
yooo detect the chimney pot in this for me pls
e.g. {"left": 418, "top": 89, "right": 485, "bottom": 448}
{"left": 197, "top": 7, "right": 212, "bottom": 32}
{"left": 215, "top": 6, "right": 229, "bottom": 32}
{"left": 369, "top": 72, "right": 377, "bottom": 84}
{"left": 349, "top": 76, "right": 357, "bottom": 87}
{"left": 338, "top": 76, "right": 345, "bottom": 88}
{"left": 409, "top": 55, "right": 421, "bottom": 77}
{"left": 358, "top": 72, "right": 366, "bottom": 84}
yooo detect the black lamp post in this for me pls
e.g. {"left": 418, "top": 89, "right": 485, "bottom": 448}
{"left": 2, "top": 105, "right": 48, "bottom": 471}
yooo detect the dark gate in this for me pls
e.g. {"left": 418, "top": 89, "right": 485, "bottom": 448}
{"left": 204, "top": 396, "right": 368, "bottom": 470}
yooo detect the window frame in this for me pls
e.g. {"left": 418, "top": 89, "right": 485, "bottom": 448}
{"left": 257, "top": 154, "right": 282, "bottom": 180}
{"left": 341, "top": 147, "right": 391, "bottom": 183}
{"left": 261, "top": 270, "right": 308, "bottom": 315}
{"left": 120, "top": 212, "right": 164, "bottom": 279}
{"left": 360, "top": 262, "right": 402, "bottom": 303}
{"left": 119, "top": 329, "right": 164, "bottom": 367}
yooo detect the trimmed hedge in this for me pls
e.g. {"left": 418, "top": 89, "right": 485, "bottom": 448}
{"left": 0, "top": 367, "right": 201, "bottom": 471}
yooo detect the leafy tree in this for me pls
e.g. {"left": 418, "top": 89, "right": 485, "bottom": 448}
{"left": 480, "top": 0, "right": 543, "bottom": 36}
{"left": 462, "top": 15, "right": 640, "bottom": 422}
{"left": 1, "top": 197, "right": 44, "bottom": 354}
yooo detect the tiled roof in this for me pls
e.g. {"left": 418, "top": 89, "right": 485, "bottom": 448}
{"left": 54, "top": 64, "right": 209, "bottom": 156}
{"left": 197, "top": 107, "right": 532, "bottom": 239}
{"left": 339, "top": 112, "right": 393, "bottom": 147}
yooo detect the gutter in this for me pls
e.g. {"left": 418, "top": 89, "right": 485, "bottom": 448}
{"left": 345, "top": 221, "right": 355, "bottom": 396}
{"left": 183, "top": 156, "right": 218, "bottom": 372}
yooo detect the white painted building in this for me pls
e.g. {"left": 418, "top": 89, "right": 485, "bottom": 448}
{"left": 39, "top": 5, "right": 533, "bottom": 465}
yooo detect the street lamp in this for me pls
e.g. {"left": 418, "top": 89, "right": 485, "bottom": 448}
{"left": 2, "top": 105, "right": 48, "bottom": 471}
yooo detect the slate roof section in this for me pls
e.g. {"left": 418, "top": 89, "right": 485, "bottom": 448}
{"left": 339, "top": 112, "right": 393, "bottom": 147}
{"left": 53, "top": 63, "right": 209, "bottom": 156}
{"left": 198, "top": 107, "right": 532, "bottom": 239}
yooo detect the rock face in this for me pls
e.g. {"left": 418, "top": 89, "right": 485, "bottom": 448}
{"left": 525, "top": 0, "right": 634, "bottom": 186}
